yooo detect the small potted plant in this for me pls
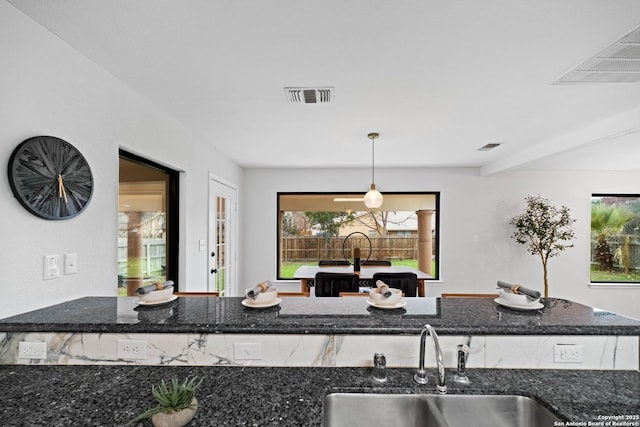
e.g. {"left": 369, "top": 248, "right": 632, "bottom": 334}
{"left": 130, "top": 376, "right": 203, "bottom": 427}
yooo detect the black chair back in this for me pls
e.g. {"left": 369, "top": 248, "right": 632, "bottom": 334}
{"left": 319, "top": 259, "right": 351, "bottom": 266}
{"left": 314, "top": 272, "right": 360, "bottom": 297}
{"left": 372, "top": 272, "right": 418, "bottom": 297}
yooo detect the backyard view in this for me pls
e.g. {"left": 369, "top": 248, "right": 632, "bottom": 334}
{"left": 591, "top": 194, "right": 640, "bottom": 283}
{"left": 278, "top": 192, "right": 439, "bottom": 280}
{"left": 118, "top": 154, "right": 173, "bottom": 296}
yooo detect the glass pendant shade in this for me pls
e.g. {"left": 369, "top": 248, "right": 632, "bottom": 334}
{"left": 364, "top": 132, "right": 383, "bottom": 208}
{"left": 364, "top": 183, "right": 383, "bottom": 208}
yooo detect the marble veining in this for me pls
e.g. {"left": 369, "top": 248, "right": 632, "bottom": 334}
{"left": 1, "top": 331, "right": 637, "bottom": 369}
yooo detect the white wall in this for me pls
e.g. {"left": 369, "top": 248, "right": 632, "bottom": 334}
{"left": 2, "top": 1, "right": 639, "bottom": 321}
{"left": 243, "top": 167, "right": 640, "bottom": 319}
{"left": 0, "top": 2, "right": 242, "bottom": 318}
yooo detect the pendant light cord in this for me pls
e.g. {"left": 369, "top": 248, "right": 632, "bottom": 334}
{"left": 371, "top": 136, "right": 375, "bottom": 185}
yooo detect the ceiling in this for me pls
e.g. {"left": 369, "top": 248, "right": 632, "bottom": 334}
{"left": 8, "top": 0, "right": 640, "bottom": 174}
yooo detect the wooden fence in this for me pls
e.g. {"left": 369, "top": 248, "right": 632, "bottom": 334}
{"left": 117, "top": 238, "right": 166, "bottom": 278}
{"left": 282, "top": 236, "right": 419, "bottom": 262}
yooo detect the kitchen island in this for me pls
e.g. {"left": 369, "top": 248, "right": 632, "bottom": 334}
{"left": 0, "top": 296, "right": 638, "bottom": 425}
{"left": 0, "top": 296, "right": 638, "bottom": 369}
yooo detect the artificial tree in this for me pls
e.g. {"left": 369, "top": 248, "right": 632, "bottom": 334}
{"left": 510, "top": 195, "right": 576, "bottom": 298}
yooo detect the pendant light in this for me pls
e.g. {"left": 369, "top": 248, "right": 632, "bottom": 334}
{"left": 363, "top": 132, "right": 383, "bottom": 208}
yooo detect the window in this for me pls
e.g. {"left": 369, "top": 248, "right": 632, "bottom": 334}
{"left": 591, "top": 194, "right": 640, "bottom": 283}
{"left": 277, "top": 192, "right": 439, "bottom": 280}
{"left": 118, "top": 150, "right": 179, "bottom": 295}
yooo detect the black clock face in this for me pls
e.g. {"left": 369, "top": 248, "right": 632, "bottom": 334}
{"left": 8, "top": 136, "right": 93, "bottom": 220}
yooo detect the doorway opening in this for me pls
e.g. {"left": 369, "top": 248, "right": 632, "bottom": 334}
{"left": 118, "top": 150, "right": 179, "bottom": 295}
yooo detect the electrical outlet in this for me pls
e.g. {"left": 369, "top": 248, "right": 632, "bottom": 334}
{"left": 553, "top": 344, "right": 584, "bottom": 363}
{"left": 234, "top": 342, "right": 262, "bottom": 360}
{"left": 18, "top": 342, "right": 47, "bottom": 359}
{"left": 117, "top": 339, "right": 147, "bottom": 360}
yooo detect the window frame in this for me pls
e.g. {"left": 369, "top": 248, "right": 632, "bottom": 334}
{"left": 276, "top": 191, "right": 440, "bottom": 281}
{"left": 590, "top": 193, "right": 640, "bottom": 285}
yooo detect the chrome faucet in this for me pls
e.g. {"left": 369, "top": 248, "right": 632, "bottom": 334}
{"left": 414, "top": 324, "right": 447, "bottom": 394}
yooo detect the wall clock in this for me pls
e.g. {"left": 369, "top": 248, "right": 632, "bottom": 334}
{"left": 8, "top": 136, "right": 94, "bottom": 220}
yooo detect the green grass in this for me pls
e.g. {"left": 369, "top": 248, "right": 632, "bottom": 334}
{"left": 280, "top": 259, "right": 436, "bottom": 279}
{"left": 590, "top": 265, "right": 640, "bottom": 283}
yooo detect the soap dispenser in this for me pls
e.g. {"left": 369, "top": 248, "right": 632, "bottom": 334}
{"left": 372, "top": 352, "right": 387, "bottom": 383}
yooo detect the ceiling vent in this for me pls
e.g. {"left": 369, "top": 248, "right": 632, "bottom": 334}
{"left": 285, "top": 87, "right": 334, "bottom": 104}
{"left": 478, "top": 143, "right": 502, "bottom": 151}
{"left": 554, "top": 25, "right": 640, "bottom": 84}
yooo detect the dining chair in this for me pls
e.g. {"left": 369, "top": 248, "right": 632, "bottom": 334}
{"left": 314, "top": 272, "right": 360, "bottom": 297}
{"left": 318, "top": 259, "right": 351, "bottom": 266}
{"left": 371, "top": 272, "right": 418, "bottom": 297}
{"left": 441, "top": 293, "right": 499, "bottom": 298}
{"left": 361, "top": 259, "right": 392, "bottom": 266}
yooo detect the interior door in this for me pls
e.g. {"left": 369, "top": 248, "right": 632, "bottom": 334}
{"left": 209, "top": 177, "right": 238, "bottom": 296}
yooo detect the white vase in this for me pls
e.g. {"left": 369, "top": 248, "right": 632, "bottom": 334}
{"left": 151, "top": 398, "right": 198, "bottom": 427}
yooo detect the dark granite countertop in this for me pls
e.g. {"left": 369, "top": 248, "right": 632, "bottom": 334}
{"left": 0, "top": 365, "right": 638, "bottom": 426}
{"left": 1, "top": 296, "right": 639, "bottom": 335}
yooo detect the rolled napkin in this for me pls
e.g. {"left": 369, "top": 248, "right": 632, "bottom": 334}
{"left": 496, "top": 281, "right": 541, "bottom": 300}
{"left": 136, "top": 280, "right": 174, "bottom": 295}
{"left": 246, "top": 280, "right": 272, "bottom": 299}
{"left": 375, "top": 280, "right": 393, "bottom": 298}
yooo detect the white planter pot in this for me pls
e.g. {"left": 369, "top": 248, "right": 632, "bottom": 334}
{"left": 151, "top": 398, "right": 198, "bottom": 427}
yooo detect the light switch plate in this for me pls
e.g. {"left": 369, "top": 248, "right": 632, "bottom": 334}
{"left": 43, "top": 254, "right": 60, "bottom": 280}
{"left": 64, "top": 253, "right": 78, "bottom": 275}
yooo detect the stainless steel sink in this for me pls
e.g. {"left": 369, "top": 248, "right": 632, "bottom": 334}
{"left": 323, "top": 393, "right": 563, "bottom": 427}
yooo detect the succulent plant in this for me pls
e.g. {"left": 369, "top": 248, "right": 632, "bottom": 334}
{"left": 130, "top": 376, "right": 203, "bottom": 424}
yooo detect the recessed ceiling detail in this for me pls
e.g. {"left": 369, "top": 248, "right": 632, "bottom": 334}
{"left": 285, "top": 87, "right": 333, "bottom": 104}
{"left": 554, "top": 25, "right": 640, "bottom": 84}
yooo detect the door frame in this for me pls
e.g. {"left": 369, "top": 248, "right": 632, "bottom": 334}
{"left": 208, "top": 173, "right": 239, "bottom": 296}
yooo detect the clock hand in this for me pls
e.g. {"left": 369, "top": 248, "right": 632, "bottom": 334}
{"left": 57, "top": 174, "right": 68, "bottom": 203}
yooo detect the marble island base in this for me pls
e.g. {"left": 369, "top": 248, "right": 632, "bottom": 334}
{"left": 1, "top": 331, "right": 637, "bottom": 370}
